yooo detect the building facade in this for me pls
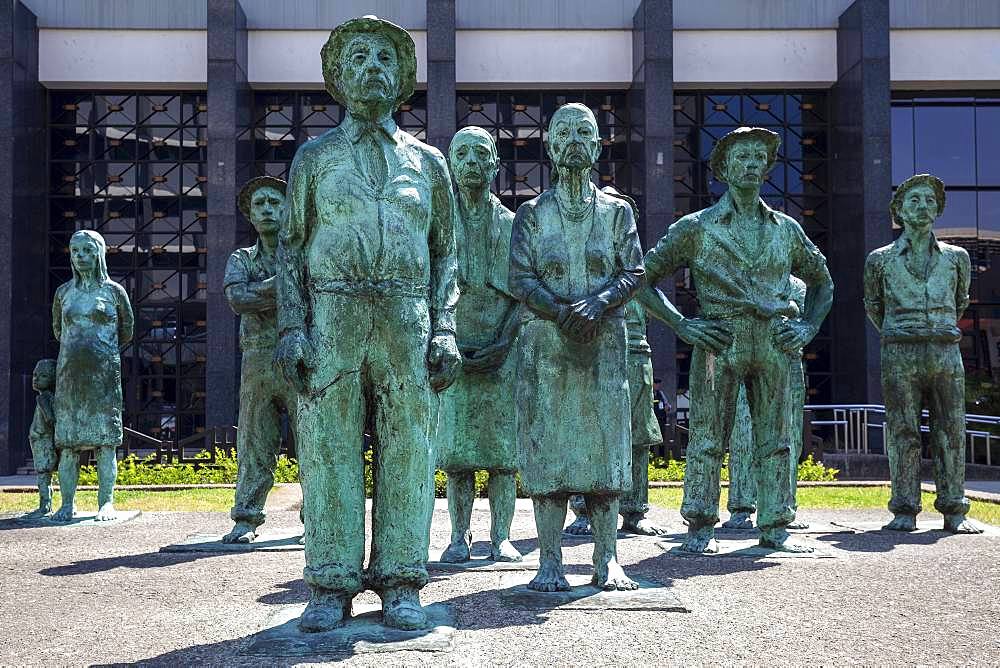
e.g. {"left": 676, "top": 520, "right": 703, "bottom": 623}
{"left": 0, "top": 0, "right": 998, "bottom": 473}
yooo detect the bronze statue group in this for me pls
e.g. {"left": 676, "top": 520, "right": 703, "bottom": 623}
{"left": 30, "top": 15, "right": 984, "bottom": 634}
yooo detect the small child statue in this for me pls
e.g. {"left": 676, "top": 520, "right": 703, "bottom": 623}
{"left": 24, "top": 358, "right": 57, "bottom": 517}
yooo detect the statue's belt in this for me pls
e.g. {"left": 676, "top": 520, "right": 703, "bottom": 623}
{"left": 881, "top": 326, "right": 962, "bottom": 344}
{"left": 310, "top": 279, "right": 428, "bottom": 299}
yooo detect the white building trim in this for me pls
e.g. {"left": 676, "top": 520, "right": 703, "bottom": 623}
{"left": 674, "top": 30, "right": 838, "bottom": 88}
{"left": 890, "top": 29, "right": 1000, "bottom": 89}
{"left": 247, "top": 30, "right": 428, "bottom": 88}
{"left": 39, "top": 29, "right": 207, "bottom": 88}
{"left": 455, "top": 30, "right": 633, "bottom": 87}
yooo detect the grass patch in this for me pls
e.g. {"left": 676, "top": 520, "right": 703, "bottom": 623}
{"left": 648, "top": 485, "right": 1000, "bottom": 526}
{"left": 0, "top": 488, "right": 234, "bottom": 514}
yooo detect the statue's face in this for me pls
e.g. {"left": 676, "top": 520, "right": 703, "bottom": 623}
{"left": 898, "top": 183, "right": 940, "bottom": 231}
{"left": 723, "top": 138, "right": 770, "bottom": 189}
{"left": 249, "top": 186, "right": 285, "bottom": 236}
{"left": 336, "top": 33, "right": 400, "bottom": 110}
{"left": 449, "top": 132, "right": 498, "bottom": 190}
{"left": 32, "top": 365, "right": 53, "bottom": 391}
{"left": 547, "top": 108, "right": 601, "bottom": 172}
{"left": 69, "top": 237, "right": 100, "bottom": 275}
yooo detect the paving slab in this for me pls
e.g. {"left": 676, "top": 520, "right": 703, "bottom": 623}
{"left": 497, "top": 572, "right": 687, "bottom": 612}
{"left": 241, "top": 602, "right": 455, "bottom": 657}
{"left": 427, "top": 549, "right": 540, "bottom": 571}
{"left": 830, "top": 519, "right": 1000, "bottom": 536}
{"left": 656, "top": 535, "right": 840, "bottom": 559}
{"left": 714, "top": 520, "right": 856, "bottom": 535}
{"left": 160, "top": 529, "right": 304, "bottom": 553}
{"left": 6, "top": 509, "right": 142, "bottom": 528}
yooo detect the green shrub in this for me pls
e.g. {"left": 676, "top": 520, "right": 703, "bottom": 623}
{"left": 76, "top": 448, "right": 299, "bottom": 486}
{"left": 647, "top": 453, "right": 838, "bottom": 483}
{"left": 796, "top": 454, "right": 839, "bottom": 481}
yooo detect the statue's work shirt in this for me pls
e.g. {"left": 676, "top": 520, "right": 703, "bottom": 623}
{"left": 644, "top": 191, "right": 828, "bottom": 320}
{"left": 863, "top": 233, "right": 970, "bottom": 343}
{"left": 278, "top": 114, "right": 458, "bottom": 336}
{"left": 224, "top": 242, "right": 277, "bottom": 351}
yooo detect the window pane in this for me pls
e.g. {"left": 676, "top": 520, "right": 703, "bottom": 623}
{"left": 935, "top": 190, "right": 976, "bottom": 244}
{"left": 913, "top": 105, "right": 976, "bottom": 185}
{"left": 891, "top": 105, "right": 914, "bottom": 185}
{"left": 976, "top": 106, "right": 1000, "bottom": 186}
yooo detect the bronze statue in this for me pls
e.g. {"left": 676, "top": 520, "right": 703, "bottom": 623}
{"left": 510, "top": 103, "right": 643, "bottom": 591}
{"left": 275, "top": 16, "right": 461, "bottom": 631}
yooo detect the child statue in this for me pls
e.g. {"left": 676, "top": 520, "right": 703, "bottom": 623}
{"left": 24, "top": 358, "right": 58, "bottom": 517}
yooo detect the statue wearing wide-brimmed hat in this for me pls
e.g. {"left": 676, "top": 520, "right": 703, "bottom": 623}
{"left": 638, "top": 126, "right": 835, "bottom": 553}
{"left": 222, "top": 175, "right": 298, "bottom": 544}
{"left": 275, "top": 15, "right": 461, "bottom": 632}
{"left": 865, "top": 173, "right": 982, "bottom": 534}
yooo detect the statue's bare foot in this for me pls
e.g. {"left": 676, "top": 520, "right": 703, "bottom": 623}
{"left": 381, "top": 587, "right": 428, "bottom": 631}
{"left": 593, "top": 558, "right": 639, "bottom": 591}
{"left": 759, "top": 529, "right": 815, "bottom": 553}
{"left": 439, "top": 539, "right": 472, "bottom": 563}
{"left": 944, "top": 514, "right": 984, "bottom": 534}
{"left": 222, "top": 522, "right": 257, "bottom": 544}
{"left": 882, "top": 514, "right": 917, "bottom": 532}
{"left": 490, "top": 539, "right": 523, "bottom": 562}
{"left": 787, "top": 519, "right": 810, "bottom": 530}
{"left": 564, "top": 516, "right": 592, "bottom": 535}
{"left": 299, "top": 591, "right": 350, "bottom": 633}
{"left": 51, "top": 505, "right": 75, "bottom": 523}
{"left": 94, "top": 503, "right": 117, "bottom": 522}
{"left": 24, "top": 504, "right": 52, "bottom": 519}
{"left": 527, "top": 560, "right": 570, "bottom": 592}
{"left": 678, "top": 525, "right": 719, "bottom": 554}
{"left": 721, "top": 511, "right": 754, "bottom": 530}
{"left": 621, "top": 516, "right": 667, "bottom": 536}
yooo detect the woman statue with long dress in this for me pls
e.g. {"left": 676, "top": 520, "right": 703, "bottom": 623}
{"left": 509, "top": 103, "right": 644, "bottom": 591}
{"left": 51, "top": 230, "right": 134, "bottom": 522}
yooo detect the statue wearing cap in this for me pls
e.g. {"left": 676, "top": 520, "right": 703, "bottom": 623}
{"left": 274, "top": 16, "right": 461, "bottom": 631}
{"left": 864, "top": 173, "right": 983, "bottom": 534}
{"left": 638, "top": 127, "right": 834, "bottom": 553}
{"left": 436, "top": 126, "right": 524, "bottom": 565}
{"left": 221, "top": 176, "right": 297, "bottom": 544}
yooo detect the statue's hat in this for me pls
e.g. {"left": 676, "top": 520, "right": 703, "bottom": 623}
{"left": 708, "top": 127, "right": 781, "bottom": 184}
{"left": 237, "top": 176, "right": 287, "bottom": 218}
{"left": 321, "top": 15, "right": 417, "bottom": 111}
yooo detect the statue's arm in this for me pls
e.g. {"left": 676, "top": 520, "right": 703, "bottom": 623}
{"left": 115, "top": 283, "right": 134, "bottom": 347}
{"left": 277, "top": 148, "right": 311, "bottom": 337}
{"left": 224, "top": 253, "right": 275, "bottom": 314}
{"left": 592, "top": 203, "right": 645, "bottom": 308}
{"left": 862, "top": 251, "right": 885, "bottom": 331}
{"left": 635, "top": 220, "right": 691, "bottom": 330}
{"left": 51, "top": 285, "right": 64, "bottom": 341}
{"left": 428, "top": 152, "right": 459, "bottom": 336}
{"left": 955, "top": 247, "right": 971, "bottom": 317}
{"left": 790, "top": 223, "right": 834, "bottom": 334}
{"left": 509, "top": 204, "right": 564, "bottom": 321}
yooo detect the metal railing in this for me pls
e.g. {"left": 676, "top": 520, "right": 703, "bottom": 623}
{"left": 804, "top": 404, "right": 999, "bottom": 467}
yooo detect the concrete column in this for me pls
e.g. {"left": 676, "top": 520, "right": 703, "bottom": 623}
{"left": 632, "top": 0, "right": 676, "bottom": 412}
{"left": 0, "top": 0, "right": 44, "bottom": 474}
{"left": 830, "top": 0, "right": 891, "bottom": 404}
{"left": 205, "top": 0, "right": 249, "bottom": 428}
{"left": 426, "top": 0, "right": 456, "bottom": 154}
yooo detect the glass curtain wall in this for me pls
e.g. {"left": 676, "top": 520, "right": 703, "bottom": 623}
{"left": 892, "top": 93, "right": 1000, "bottom": 413}
{"left": 48, "top": 92, "right": 208, "bottom": 440}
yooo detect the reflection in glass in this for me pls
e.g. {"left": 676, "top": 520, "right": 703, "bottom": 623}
{"left": 913, "top": 105, "right": 976, "bottom": 185}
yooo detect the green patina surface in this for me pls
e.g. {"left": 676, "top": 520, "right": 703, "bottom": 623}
{"left": 23, "top": 359, "right": 57, "bottom": 518}
{"left": 509, "top": 103, "right": 644, "bottom": 592}
{"left": 223, "top": 176, "right": 296, "bottom": 545}
{"left": 864, "top": 173, "right": 982, "bottom": 534}
{"left": 273, "top": 16, "right": 461, "bottom": 633}
{"left": 50, "top": 230, "right": 134, "bottom": 523}
{"left": 638, "top": 127, "right": 834, "bottom": 553}
{"left": 437, "top": 126, "right": 522, "bottom": 565}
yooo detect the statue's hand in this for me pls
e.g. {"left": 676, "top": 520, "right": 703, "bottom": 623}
{"left": 463, "top": 337, "right": 512, "bottom": 374}
{"left": 428, "top": 333, "right": 461, "bottom": 392}
{"left": 275, "top": 329, "right": 313, "bottom": 394}
{"left": 676, "top": 318, "right": 732, "bottom": 354}
{"left": 774, "top": 318, "right": 816, "bottom": 352}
